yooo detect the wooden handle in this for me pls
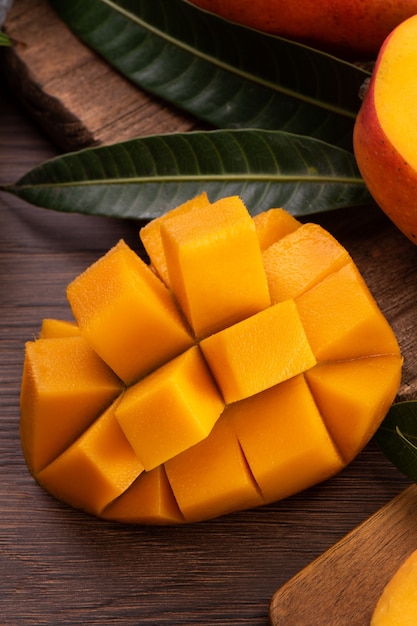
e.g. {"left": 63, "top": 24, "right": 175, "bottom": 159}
{"left": 270, "top": 484, "right": 417, "bottom": 625}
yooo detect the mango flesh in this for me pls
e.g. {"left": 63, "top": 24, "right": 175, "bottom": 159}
{"left": 20, "top": 336, "right": 124, "bottom": 474}
{"left": 187, "top": 0, "right": 417, "bottom": 59}
{"left": 160, "top": 195, "right": 270, "bottom": 339}
{"left": 353, "top": 15, "right": 417, "bottom": 245}
{"left": 115, "top": 346, "right": 224, "bottom": 470}
{"left": 20, "top": 194, "right": 402, "bottom": 524}
{"left": 66, "top": 240, "right": 194, "bottom": 385}
{"left": 371, "top": 549, "right": 417, "bottom": 625}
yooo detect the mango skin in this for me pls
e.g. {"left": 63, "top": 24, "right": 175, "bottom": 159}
{"left": 353, "top": 15, "right": 417, "bottom": 245}
{"left": 187, "top": 0, "right": 417, "bottom": 59}
{"left": 371, "top": 549, "right": 417, "bottom": 625}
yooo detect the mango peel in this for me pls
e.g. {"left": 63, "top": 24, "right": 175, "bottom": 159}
{"left": 354, "top": 15, "right": 417, "bottom": 245}
{"left": 20, "top": 194, "right": 402, "bottom": 524}
{"left": 187, "top": 0, "right": 417, "bottom": 59}
{"left": 371, "top": 549, "right": 417, "bottom": 625}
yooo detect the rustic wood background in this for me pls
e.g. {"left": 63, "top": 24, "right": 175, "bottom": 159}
{"left": 1, "top": 1, "right": 417, "bottom": 624}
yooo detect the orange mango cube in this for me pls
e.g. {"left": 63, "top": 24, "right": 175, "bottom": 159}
{"left": 164, "top": 413, "right": 263, "bottom": 523}
{"left": 227, "top": 375, "right": 344, "bottom": 503}
{"left": 37, "top": 399, "right": 144, "bottom": 516}
{"left": 253, "top": 207, "right": 301, "bottom": 250}
{"left": 39, "top": 318, "right": 79, "bottom": 338}
{"left": 102, "top": 466, "right": 184, "bottom": 525}
{"left": 200, "top": 299, "right": 316, "bottom": 403}
{"left": 20, "top": 336, "right": 123, "bottom": 474}
{"left": 140, "top": 192, "right": 211, "bottom": 286}
{"left": 262, "top": 223, "right": 351, "bottom": 302}
{"left": 295, "top": 262, "right": 401, "bottom": 361}
{"left": 160, "top": 195, "right": 271, "bottom": 338}
{"left": 305, "top": 354, "right": 403, "bottom": 462}
{"left": 115, "top": 346, "right": 225, "bottom": 470}
{"left": 67, "top": 239, "right": 193, "bottom": 384}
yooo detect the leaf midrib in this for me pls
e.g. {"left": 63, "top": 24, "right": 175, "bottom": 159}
{"left": 10, "top": 174, "right": 365, "bottom": 189}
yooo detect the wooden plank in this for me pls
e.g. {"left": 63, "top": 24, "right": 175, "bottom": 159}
{"left": 2, "top": 0, "right": 202, "bottom": 151}
{"left": 270, "top": 484, "right": 417, "bottom": 625}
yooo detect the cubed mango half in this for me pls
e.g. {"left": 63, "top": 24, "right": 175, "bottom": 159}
{"left": 20, "top": 195, "right": 402, "bottom": 524}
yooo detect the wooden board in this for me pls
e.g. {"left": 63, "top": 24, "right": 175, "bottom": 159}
{"left": 270, "top": 484, "right": 417, "bottom": 625}
{"left": 2, "top": 0, "right": 204, "bottom": 151}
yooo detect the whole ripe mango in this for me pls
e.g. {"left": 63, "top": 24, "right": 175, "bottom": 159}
{"left": 371, "top": 549, "right": 417, "bottom": 625}
{"left": 186, "top": 0, "right": 417, "bottom": 59}
{"left": 353, "top": 15, "right": 417, "bottom": 245}
{"left": 20, "top": 194, "right": 402, "bottom": 524}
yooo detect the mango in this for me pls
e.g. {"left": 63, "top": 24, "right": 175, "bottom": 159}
{"left": 20, "top": 194, "right": 402, "bottom": 524}
{"left": 200, "top": 299, "right": 317, "bottom": 403}
{"left": 187, "top": 0, "right": 417, "bottom": 59}
{"left": 159, "top": 194, "right": 270, "bottom": 338}
{"left": 371, "top": 549, "right": 417, "bottom": 625}
{"left": 115, "top": 346, "right": 224, "bottom": 470}
{"left": 37, "top": 398, "right": 144, "bottom": 516}
{"left": 354, "top": 15, "right": 417, "bottom": 245}
{"left": 66, "top": 239, "right": 194, "bottom": 384}
{"left": 20, "top": 336, "right": 124, "bottom": 475}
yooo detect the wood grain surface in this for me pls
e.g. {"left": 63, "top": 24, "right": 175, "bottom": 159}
{"left": 1, "top": 2, "right": 417, "bottom": 625}
{"left": 2, "top": 0, "right": 204, "bottom": 151}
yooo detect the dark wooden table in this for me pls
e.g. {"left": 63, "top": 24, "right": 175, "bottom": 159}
{"left": 1, "top": 46, "right": 417, "bottom": 624}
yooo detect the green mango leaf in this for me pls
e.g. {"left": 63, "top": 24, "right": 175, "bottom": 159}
{"left": 49, "top": 0, "right": 369, "bottom": 150}
{"left": 374, "top": 402, "right": 417, "bottom": 484}
{"left": 3, "top": 129, "right": 370, "bottom": 220}
{"left": 0, "top": 32, "right": 11, "bottom": 46}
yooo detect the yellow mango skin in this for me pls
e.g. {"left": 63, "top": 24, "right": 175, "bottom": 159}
{"left": 115, "top": 346, "right": 225, "bottom": 470}
{"left": 139, "top": 192, "right": 210, "bottom": 286}
{"left": 160, "top": 195, "right": 271, "bottom": 338}
{"left": 20, "top": 337, "right": 124, "bottom": 474}
{"left": 67, "top": 240, "right": 193, "bottom": 385}
{"left": 37, "top": 399, "right": 144, "bottom": 517}
{"left": 164, "top": 412, "right": 264, "bottom": 523}
{"left": 371, "top": 549, "right": 417, "bottom": 626}
{"left": 263, "top": 223, "right": 351, "bottom": 303}
{"left": 200, "top": 298, "right": 316, "bottom": 403}
{"left": 227, "top": 374, "right": 344, "bottom": 503}
{"left": 305, "top": 355, "right": 403, "bottom": 463}
{"left": 20, "top": 197, "right": 403, "bottom": 525}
